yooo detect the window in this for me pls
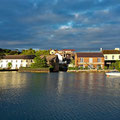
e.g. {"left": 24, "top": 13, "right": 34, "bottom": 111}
{"left": 80, "top": 58, "right": 84, "bottom": 63}
{"left": 16, "top": 60, "right": 17, "bottom": 62}
{"left": 89, "top": 58, "right": 93, "bottom": 63}
{"left": 119, "top": 55, "right": 120, "bottom": 59}
{"left": 26, "top": 60, "right": 28, "bottom": 62}
{"left": 105, "top": 56, "right": 107, "bottom": 59}
{"left": 97, "top": 58, "right": 101, "bottom": 62}
{"left": 31, "top": 60, "right": 33, "bottom": 62}
{"left": 112, "top": 55, "right": 114, "bottom": 60}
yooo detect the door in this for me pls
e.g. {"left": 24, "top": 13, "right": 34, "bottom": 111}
{"left": 89, "top": 58, "right": 93, "bottom": 63}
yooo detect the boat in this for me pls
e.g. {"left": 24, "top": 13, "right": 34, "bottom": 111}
{"left": 106, "top": 71, "right": 120, "bottom": 76}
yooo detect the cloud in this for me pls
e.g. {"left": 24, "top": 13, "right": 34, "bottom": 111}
{"left": 0, "top": 0, "right": 120, "bottom": 50}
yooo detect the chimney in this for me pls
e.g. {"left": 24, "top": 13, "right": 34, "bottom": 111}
{"left": 100, "top": 48, "right": 103, "bottom": 51}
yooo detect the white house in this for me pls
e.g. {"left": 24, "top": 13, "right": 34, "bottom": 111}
{"left": 102, "top": 48, "right": 120, "bottom": 67}
{"left": 0, "top": 55, "right": 35, "bottom": 69}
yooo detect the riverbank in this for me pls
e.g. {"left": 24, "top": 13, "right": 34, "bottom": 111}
{"left": 67, "top": 69, "right": 118, "bottom": 73}
{"left": 0, "top": 69, "right": 18, "bottom": 71}
{"left": 18, "top": 68, "right": 50, "bottom": 73}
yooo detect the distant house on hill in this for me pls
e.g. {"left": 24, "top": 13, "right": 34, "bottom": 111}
{"left": 0, "top": 55, "right": 35, "bottom": 69}
{"left": 75, "top": 52, "right": 104, "bottom": 69}
{"left": 102, "top": 48, "right": 120, "bottom": 67}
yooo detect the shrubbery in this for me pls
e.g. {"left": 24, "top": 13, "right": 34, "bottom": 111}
{"left": 31, "top": 56, "right": 48, "bottom": 68}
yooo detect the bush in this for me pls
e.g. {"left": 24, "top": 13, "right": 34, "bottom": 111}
{"left": 85, "top": 66, "right": 88, "bottom": 70}
{"left": 75, "top": 67, "right": 79, "bottom": 70}
{"left": 97, "top": 66, "right": 102, "bottom": 70}
{"left": 109, "top": 66, "right": 114, "bottom": 70}
{"left": 31, "top": 56, "right": 48, "bottom": 68}
{"left": 68, "top": 67, "right": 75, "bottom": 70}
{"left": 104, "top": 66, "right": 108, "bottom": 70}
{"left": 80, "top": 67, "right": 84, "bottom": 70}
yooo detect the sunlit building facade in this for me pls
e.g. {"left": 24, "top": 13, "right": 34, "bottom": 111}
{"left": 0, "top": 55, "right": 35, "bottom": 69}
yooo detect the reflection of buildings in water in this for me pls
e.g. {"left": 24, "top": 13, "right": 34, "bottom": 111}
{"left": 0, "top": 72, "right": 27, "bottom": 89}
{"left": 75, "top": 73, "right": 106, "bottom": 93}
{"left": 75, "top": 72, "right": 120, "bottom": 96}
{"left": 57, "top": 72, "right": 64, "bottom": 94}
{"left": 106, "top": 77, "right": 120, "bottom": 90}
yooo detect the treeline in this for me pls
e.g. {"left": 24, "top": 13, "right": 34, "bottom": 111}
{"left": 0, "top": 48, "right": 20, "bottom": 55}
{"left": 0, "top": 48, "right": 50, "bottom": 56}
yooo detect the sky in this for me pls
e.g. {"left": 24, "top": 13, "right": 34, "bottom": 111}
{"left": 0, "top": 0, "right": 120, "bottom": 50}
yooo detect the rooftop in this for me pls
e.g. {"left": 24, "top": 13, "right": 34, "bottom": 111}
{"left": 61, "top": 49, "right": 75, "bottom": 51}
{"left": 2, "top": 55, "right": 36, "bottom": 59}
{"left": 76, "top": 52, "right": 104, "bottom": 57}
{"left": 102, "top": 50, "right": 120, "bottom": 54}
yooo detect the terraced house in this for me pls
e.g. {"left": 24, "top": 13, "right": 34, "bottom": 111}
{"left": 75, "top": 52, "right": 104, "bottom": 69}
{"left": 0, "top": 55, "right": 35, "bottom": 69}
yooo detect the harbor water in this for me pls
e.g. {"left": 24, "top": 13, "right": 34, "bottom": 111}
{"left": 0, "top": 72, "right": 120, "bottom": 120}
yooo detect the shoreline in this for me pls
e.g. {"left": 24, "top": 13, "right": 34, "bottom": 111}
{"left": 67, "top": 70, "right": 118, "bottom": 73}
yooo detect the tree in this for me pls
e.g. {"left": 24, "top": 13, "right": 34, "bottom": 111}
{"left": 8, "top": 62, "right": 12, "bottom": 69}
{"left": 21, "top": 48, "right": 35, "bottom": 55}
{"left": 35, "top": 50, "right": 50, "bottom": 56}
{"left": 31, "top": 56, "right": 48, "bottom": 68}
{"left": 70, "top": 59, "right": 75, "bottom": 65}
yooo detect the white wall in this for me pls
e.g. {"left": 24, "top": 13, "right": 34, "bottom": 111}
{"left": 104, "top": 54, "right": 120, "bottom": 61}
{"left": 0, "top": 59, "right": 34, "bottom": 69}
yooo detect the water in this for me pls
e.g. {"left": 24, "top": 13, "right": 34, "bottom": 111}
{"left": 0, "top": 72, "right": 120, "bottom": 120}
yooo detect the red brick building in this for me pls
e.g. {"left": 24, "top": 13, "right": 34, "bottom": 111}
{"left": 75, "top": 52, "right": 104, "bottom": 69}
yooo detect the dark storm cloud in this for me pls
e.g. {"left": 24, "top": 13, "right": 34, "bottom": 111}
{"left": 0, "top": 0, "right": 120, "bottom": 49}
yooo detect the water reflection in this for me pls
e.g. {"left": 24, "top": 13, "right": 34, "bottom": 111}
{"left": 57, "top": 72, "right": 64, "bottom": 94}
{"left": 0, "top": 72, "right": 27, "bottom": 89}
{"left": 0, "top": 72, "right": 120, "bottom": 120}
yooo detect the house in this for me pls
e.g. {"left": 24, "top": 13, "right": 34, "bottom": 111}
{"left": 0, "top": 55, "right": 35, "bottom": 69}
{"left": 102, "top": 48, "right": 120, "bottom": 67}
{"left": 40, "top": 55, "right": 59, "bottom": 72}
{"left": 75, "top": 52, "right": 104, "bottom": 69}
{"left": 50, "top": 49, "right": 58, "bottom": 55}
{"left": 50, "top": 49, "right": 75, "bottom": 64}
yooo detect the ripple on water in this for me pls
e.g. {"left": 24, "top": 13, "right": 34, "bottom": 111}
{"left": 0, "top": 72, "right": 120, "bottom": 120}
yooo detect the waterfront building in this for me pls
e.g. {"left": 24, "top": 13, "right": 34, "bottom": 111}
{"left": 50, "top": 49, "right": 75, "bottom": 64}
{"left": 102, "top": 48, "right": 120, "bottom": 67}
{"left": 75, "top": 52, "right": 104, "bottom": 69}
{"left": 0, "top": 55, "right": 35, "bottom": 69}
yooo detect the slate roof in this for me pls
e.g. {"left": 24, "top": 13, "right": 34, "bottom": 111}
{"left": 76, "top": 52, "right": 104, "bottom": 57}
{"left": 2, "top": 55, "right": 36, "bottom": 59}
{"left": 102, "top": 50, "right": 120, "bottom": 54}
